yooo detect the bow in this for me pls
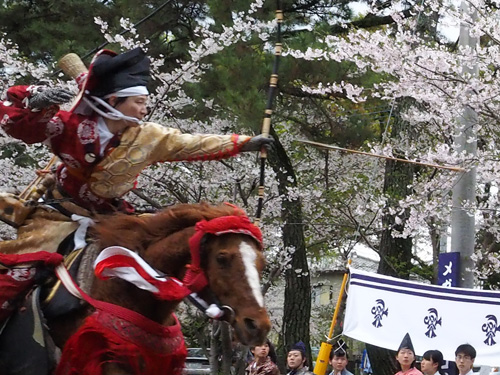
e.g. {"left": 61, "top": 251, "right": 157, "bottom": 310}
{"left": 254, "top": 0, "right": 283, "bottom": 226}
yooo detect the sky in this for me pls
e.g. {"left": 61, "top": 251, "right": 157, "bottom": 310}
{"left": 350, "top": 1, "right": 460, "bottom": 41}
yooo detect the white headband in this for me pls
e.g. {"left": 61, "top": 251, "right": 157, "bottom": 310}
{"left": 104, "top": 86, "right": 149, "bottom": 99}
{"left": 82, "top": 95, "right": 142, "bottom": 124}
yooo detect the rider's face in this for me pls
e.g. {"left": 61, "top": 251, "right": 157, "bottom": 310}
{"left": 111, "top": 95, "right": 148, "bottom": 123}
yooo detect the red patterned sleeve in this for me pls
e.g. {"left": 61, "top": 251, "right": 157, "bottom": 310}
{"left": 0, "top": 85, "right": 59, "bottom": 144}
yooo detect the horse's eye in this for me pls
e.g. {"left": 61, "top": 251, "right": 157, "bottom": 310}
{"left": 216, "top": 252, "right": 231, "bottom": 267}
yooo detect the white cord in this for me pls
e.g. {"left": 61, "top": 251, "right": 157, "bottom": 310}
{"left": 82, "top": 95, "right": 143, "bottom": 124}
{"left": 55, "top": 264, "right": 83, "bottom": 299}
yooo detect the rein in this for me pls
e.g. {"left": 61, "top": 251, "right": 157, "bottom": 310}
{"left": 55, "top": 264, "right": 169, "bottom": 334}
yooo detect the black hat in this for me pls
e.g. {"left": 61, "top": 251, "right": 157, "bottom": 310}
{"left": 290, "top": 341, "right": 306, "bottom": 356}
{"left": 61, "top": 48, "right": 150, "bottom": 114}
{"left": 333, "top": 339, "right": 348, "bottom": 357}
{"left": 398, "top": 333, "right": 415, "bottom": 353}
{"left": 88, "top": 47, "right": 150, "bottom": 97}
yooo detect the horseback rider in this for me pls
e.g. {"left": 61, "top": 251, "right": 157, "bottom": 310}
{"left": 0, "top": 47, "right": 275, "bottom": 374}
{"left": 0, "top": 47, "right": 272, "bottom": 216}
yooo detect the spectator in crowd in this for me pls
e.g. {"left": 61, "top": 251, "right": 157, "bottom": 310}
{"left": 245, "top": 338, "right": 279, "bottom": 375}
{"left": 287, "top": 341, "right": 314, "bottom": 375}
{"left": 329, "top": 339, "right": 354, "bottom": 375}
{"left": 395, "top": 333, "right": 423, "bottom": 375}
{"left": 421, "top": 350, "right": 444, "bottom": 375}
{"left": 455, "top": 344, "right": 476, "bottom": 375}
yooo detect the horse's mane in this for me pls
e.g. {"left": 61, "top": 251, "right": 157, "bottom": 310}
{"left": 93, "top": 202, "right": 245, "bottom": 251}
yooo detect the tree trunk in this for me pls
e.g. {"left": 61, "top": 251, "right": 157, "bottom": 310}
{"left": 210, "top": 321, "right": 221, "bottom": 374}
{"left": 221, "top": 322, "right": 233, "bottom": 375}
{"left": 209, "top": 321, "right": 234, "bottom": 375}
{"left": 367, "top": 98, "right": 415, "bottom": 375}
{"left": 268, "top": 129, "right": 312, "bottom": 371}
{"left": 365, "top": 344, "right": 398, "bottom": 375}
{"left": 377, "top": 156, "right": 414, "bottom": 278}
{"left": 233, "top": 344, "right": 250, "bottom": 375}
{"left": 429, "top": 216, "right": 440, "bottom": 284}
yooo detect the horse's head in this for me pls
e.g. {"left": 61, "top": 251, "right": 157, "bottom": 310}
{"left": 185, "top": 213, "right": 271, "bottom": 346}
{"left": 202, "top": 232, "right": 270, "bottom": 345}
{"left": 92, "top": 203, "right": 271, "bottom": 347}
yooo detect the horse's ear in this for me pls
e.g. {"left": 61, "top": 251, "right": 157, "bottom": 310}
{"left": 223, "top": 202, "right": 246, "bottom": 216}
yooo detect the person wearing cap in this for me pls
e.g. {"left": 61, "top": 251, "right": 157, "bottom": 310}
{"left": 395, "top": 333, "right": 423, "bottom": 375}
{"left": 454, "top": 344, "right": 476, "bottom": 375}
{"left": 287, "top": 341, "right": 314, "bottom": 375}
{"left": 0, "top": 47, "right": 273, "bottom": 214}
{"left": 329, "top": 339, "right": 353, "bottom": 375}
{"left": 245, "top": 338, "right": 280, "bottom": 375}
{"left": 420, "top": 350, "right": 444, "bottom": 375}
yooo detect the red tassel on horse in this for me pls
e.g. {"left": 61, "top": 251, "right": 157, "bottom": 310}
{"left": 56, "top": 309, "right": 187, "bottom": 375}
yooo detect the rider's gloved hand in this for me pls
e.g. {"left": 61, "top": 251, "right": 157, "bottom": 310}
{"left": 29, "top": 87, "right": 74, "bottom": 109}
{"left": 241, "top": 135, "right": 274, "bottom": 152}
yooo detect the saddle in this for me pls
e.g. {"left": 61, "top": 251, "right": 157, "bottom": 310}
{"left": 41, "top": 240, "right": 101, "bottom": 318}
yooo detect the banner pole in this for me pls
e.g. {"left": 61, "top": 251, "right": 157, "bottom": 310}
{"left": 313, "top": 259, "right": 352, "bottom": 375}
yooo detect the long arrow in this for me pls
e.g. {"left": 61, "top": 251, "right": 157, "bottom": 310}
{"left": 299, "top": 139, "right": 466, "bottom": 173}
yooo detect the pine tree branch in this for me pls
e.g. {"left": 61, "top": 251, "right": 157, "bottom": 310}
{"left": 285, "top": 8, "right": 414, "bottom": 37}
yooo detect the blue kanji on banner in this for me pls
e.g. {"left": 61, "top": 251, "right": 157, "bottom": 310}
{"left": 438, "top": 252, "right": 460, "bottom": 287}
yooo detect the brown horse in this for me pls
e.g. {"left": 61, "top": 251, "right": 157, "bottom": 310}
{"left": 22, "top": 202, "right": 270, "bottom": 375}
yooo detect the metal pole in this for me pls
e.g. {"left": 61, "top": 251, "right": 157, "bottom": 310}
{"left": 313, "top": 259, "right": 352, "bottom": 375}
{"left": 451, "top": 0, "right": 478, "bottom": 289}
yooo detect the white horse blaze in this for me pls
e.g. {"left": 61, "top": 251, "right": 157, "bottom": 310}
{"left": 239, "top": 240, "right": 264, "bottom": 307}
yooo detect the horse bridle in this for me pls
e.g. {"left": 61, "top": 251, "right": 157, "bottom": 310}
{"left": 181, "top": 212, "right": 263, "bottom": 323}
{"left": 54, "top": 251, "right": 236, "bottom": 324}
{"left": 185, "top": 291, "right": 235, "bottom": 323}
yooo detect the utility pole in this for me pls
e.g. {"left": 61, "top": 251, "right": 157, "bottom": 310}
{"left": 450, "top": 0, "right": 478, "bottom": 289}
{"left": 452, "top": 11, "right": 491, "bottom": 374}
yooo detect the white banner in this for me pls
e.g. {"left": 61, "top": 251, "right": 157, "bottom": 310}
{"left": 343, "top": 268, "right": 500, "bottom": 366}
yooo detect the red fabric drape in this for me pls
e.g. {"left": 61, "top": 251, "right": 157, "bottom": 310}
{"left": 56, "top": 310, "right": 187, "bottom": 375}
